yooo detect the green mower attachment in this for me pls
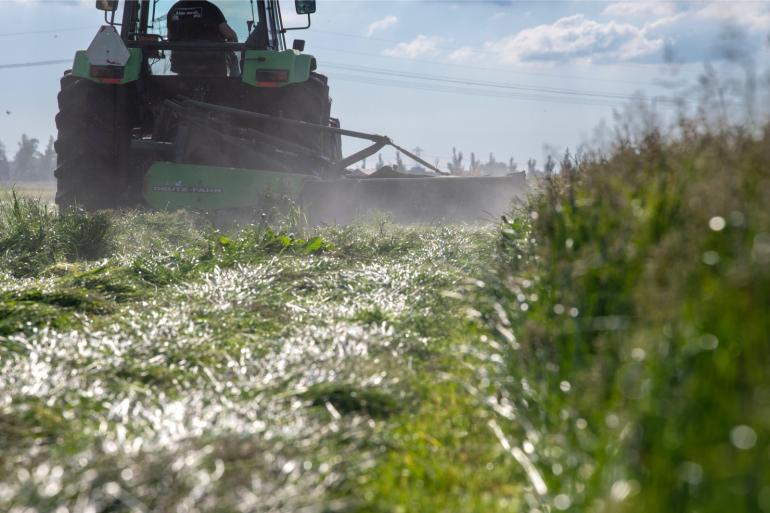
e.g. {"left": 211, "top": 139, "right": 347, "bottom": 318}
{"left": 144, "top": 161, "right": 526, "bottom": 224}
{"left": 142, "top": 100, "right": 527, "bottom": 224}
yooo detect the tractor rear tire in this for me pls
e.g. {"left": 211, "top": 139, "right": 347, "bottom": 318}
{"left": 54, "top": 73, "right": 134, "bottom": 211}
{"left": 279, "top": 73, "right": 337, "bottom": 159}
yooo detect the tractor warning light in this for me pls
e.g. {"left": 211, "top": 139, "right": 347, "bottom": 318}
{"left": 90, "top": 65, "right": 125, "bottom": 83}
{"left": 255, "top": 69, "right": 290, "bottom": 86}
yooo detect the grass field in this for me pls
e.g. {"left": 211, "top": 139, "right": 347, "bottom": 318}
{"left": 0, "top": 198, "right": 527, "bottom": 512}
{"left": 1, "top": 110, "right": 768, "bottom": 512}
{"left": 0, "top": 182, "right": 56, "bottom": 203}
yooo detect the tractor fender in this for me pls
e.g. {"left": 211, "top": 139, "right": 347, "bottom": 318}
{"left": 241, "top": 49, "right": 314, "bottom": 88}
{"left": 72, "top": 25, "right": 141, "bottom": 85}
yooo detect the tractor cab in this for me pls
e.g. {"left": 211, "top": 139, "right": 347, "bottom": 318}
{"left": 91, "top": 0, "right": 315, "bottom": 79}
{"left": 95, "top": 0, "right": 314, "bottom": 47}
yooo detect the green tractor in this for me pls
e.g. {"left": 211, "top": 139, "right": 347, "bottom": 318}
{"left": 55, "top": 0, "right": 526, "bottom": 223}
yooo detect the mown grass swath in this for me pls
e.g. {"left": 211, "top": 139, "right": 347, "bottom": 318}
{"left": 0, "top": 192, "right": 527, "bottom": 512}
{"left": 480, "top": 102, "right": 770, "bottom": 511}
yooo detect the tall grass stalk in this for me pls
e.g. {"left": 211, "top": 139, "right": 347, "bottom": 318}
{"left": 482, "top": 105, "right": 770, "bottom": 512}
{"left": 0, "top": 193, "right": 111, "bottom": 276}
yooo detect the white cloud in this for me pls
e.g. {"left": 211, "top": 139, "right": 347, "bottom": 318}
{"left": 367, "top": 15, "right": 398, "bottom": 37}
{"left": 602, "top": 2, "right": 677, "bottom": 18}
{"left": 483, "top": 14, "right": 663, "bottom": 64}
{"left": 461, "top": 2, "right": 770, "bottom": 66}
{"left": 694, "top": 2, "right": 770, "bottom": 31}
{"left": 382, "top": 35, "right": 443, "bottom": 58}
{"left": 448, "top": 46, "right": 475, "bottom": 63}
{"left": 602, "top": 2, "right": 770, "bottom": 31}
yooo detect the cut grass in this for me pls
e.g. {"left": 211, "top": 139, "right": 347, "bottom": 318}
{"left": 0, "top": 202, "right": 519, "bottom": 512}
{"left": 0, "top": 287, "right": 113, "bottom": 335}
{"left": 300, "top": 382, "right": 401, "bottom": 418}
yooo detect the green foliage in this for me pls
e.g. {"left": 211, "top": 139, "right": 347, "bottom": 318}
{"left": 300, "top": 382, "right": 400, "bottom": 418}
{"left": 0, "top": 288, "right": 112, "bottom": 336}
{"left": 0, "top": 140, "right": 10, "bottom": 181}
{"left": 0, "top": 193, "right": 335, "bottom": 279}
{"left": 482, "top": 119, "right": 770, "bottom": 511}
{"left": 11, "top": 134, "right": 40, "bottom": 181}
{"left": 352, "top": 305, "right": 391, "bottom": 325}
{"left": 0, "top": 193, "right": 111, "bottom": 276}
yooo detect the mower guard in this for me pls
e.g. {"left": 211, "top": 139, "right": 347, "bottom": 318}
{"left": 144, "top": 162, "right": 527, "bottom": 224}
{"left": 143, "top": 99, "right": 527, "bottom": 224}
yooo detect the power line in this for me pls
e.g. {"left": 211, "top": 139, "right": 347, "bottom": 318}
{"left": 0, "top": 24, "right": 687, "bottom": 89}
{"left": 0, "top": 27, "right": 93, "bottom": 38}
{"left": 323, "top": 61, "right": 660, "bottom": 104}
{"left": 308, "top": 29, "right": 697, "bottom": 76}
{"left": 0, "top": 59, "right": 71, "bottom": 70}
{"left": 310, "top": 44, "right": 671, "bottom": 90}
{"left": 0, "top": 24, "right": 691, "bottom": 91}
{"left": 0, "top": 57, "right": 676, "bottom": 109}
{"left": 328, "top": 72, "right": 628, "bottom": 109}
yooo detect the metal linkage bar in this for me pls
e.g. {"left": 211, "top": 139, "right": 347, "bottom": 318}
{"left": 178, "top": 98, "right": 449, "bottom": 175}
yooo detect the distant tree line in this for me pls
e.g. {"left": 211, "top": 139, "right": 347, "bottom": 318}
{"left": 446, "top": 148, "right": 522, "bottom": 176}
{"left": 0, "top": 135, "right": 57, "bottom": 183}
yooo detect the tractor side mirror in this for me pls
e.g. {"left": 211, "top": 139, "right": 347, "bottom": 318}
{"left": 295, "top": 0, "right": 316, "bottom": 15}
{"left": 95, "top": 0, "right": 118, "bottom": 11}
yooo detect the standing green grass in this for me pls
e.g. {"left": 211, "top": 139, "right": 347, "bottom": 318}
{"left": 479, "top": 115, "right": 770, "bottom": 511}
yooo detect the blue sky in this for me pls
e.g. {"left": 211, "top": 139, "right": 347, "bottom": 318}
{"left": 1, "top": 0, "right": 769, "bottom": 168}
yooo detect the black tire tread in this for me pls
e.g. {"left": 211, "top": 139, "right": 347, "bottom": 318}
{"left": 54, "top": 76, "right": 133, "bottom": 211}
